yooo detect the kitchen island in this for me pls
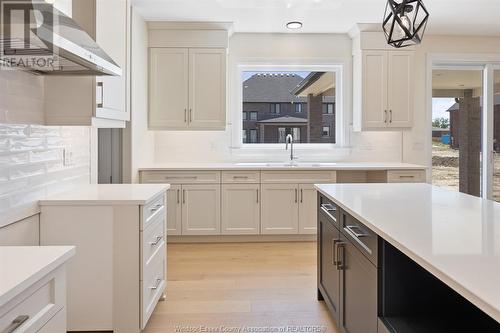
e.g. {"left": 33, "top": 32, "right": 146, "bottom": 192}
{"left": 315, "top": 183, "right": 500, "bottom": 333}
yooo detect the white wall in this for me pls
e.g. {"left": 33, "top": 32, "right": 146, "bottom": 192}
{"left": 153, "top": 33, "right": 403, "bottom": 164}
{"left": 124, "top": 8, "right": 155, "bottom": 182}
{"left": 0, "top": 70, "right": 91, "bottom": 228}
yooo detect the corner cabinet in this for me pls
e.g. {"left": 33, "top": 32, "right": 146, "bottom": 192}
{"left": 149, "top": 47, "right": 226, "bottom": 130}
{"left": 44, "top": 0, "right": 130, "bottom": 127}
{"left": 353, "top": 47, "right": 414, "bottom": 130}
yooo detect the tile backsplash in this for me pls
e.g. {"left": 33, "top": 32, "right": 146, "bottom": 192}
{"left": 0, "top": 124, "right": 91, "bottom": 227}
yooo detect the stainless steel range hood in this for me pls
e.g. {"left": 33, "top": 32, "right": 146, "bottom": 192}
{"left": 0, "top": 1, "right": 121, "bottom": 76}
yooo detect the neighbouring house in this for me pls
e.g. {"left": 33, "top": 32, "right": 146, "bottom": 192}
{"left": 242, "top": 73, "right": 335, "bottom": 143}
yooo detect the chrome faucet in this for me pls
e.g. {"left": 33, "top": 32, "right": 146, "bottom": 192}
{"left": 285, "top": 134, "right": 297, "bottom": 162}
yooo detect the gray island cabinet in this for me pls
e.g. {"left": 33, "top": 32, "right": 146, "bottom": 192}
{"left": 316, "top": 186, "right": 500, "bottom": 333}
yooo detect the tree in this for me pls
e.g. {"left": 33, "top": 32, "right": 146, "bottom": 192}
{"left": 432, "top": 117, "right": 450, "bottom": 129}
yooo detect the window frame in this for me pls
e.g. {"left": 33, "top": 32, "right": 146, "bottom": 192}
{"left": 295, "top": 103, "right": 302, "bottom": 113}
{"left": 234, "top": 63, "right": 346, "bottom": 149}
{"left": 249, "top": 111, "right": 258, "bottom": 121}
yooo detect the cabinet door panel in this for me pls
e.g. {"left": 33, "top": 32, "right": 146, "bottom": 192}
{"left": 222, "top": 184, "right": 260, "bottom": 235}
{"left": 299, "top": 184, "right": 317, "bottom": 234}
{"left": 362, "top": 51, "right": 388, "bottom": 128}
{"left": 261, "top": 184, "right": 299, "bottom": 234}
{"left": 95, "top": 0, "right": 128, "bottom": 120}
{"left": 340, "top": 234, "right": 378, "bottom": 333}
{"left": 166, "top": 185, "right": 182, "bottom": 235}
{"left": 387, "top": 51, "right": 414, "bottom": 128}
{"left": 182, "top": 185, "right": 221, "bottom": 235}
{"left": 149, "top": 48, "right": 189, "bottom": 129}
{"left": 318, "top": 217, "right": 340, "bottom": 321}
{"left": 188, "top": 48, "right": 226, "bottom": 130}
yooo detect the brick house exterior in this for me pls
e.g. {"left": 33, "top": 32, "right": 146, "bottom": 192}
{"left": 242, "top": 73, "right": 335, "bottom": 144}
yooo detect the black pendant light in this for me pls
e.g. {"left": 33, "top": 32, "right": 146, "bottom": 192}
{"left": 383, "top": 0, "right": 429, "bottom": 48}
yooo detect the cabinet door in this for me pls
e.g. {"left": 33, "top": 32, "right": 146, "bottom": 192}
{"left": 221, "top": 184, "right": 260, "bottom": 235}
{"left": 261, "top": 184, "right": 299, "bottom": 234}
{"left": 95, "top": 0, "right": 128, "bottom": 120}
{"left": 340, "top": 234, "right": 378, "bottom": 333}
{"left": 362, "top": 50, "right": 388, "bottom": 128}
{"left": 166, "top": 185, "right": 182, "bottom": 235}
{"left": 181, "top": 185, "right": 221, "bottom": 235}
{"left": 149, "top": 48, "right": 189, "bottom": 129}
{"left": 318, "top": 216, "right": 341, "bottom": 322}
{"left": 298, "top": 184, "right": 317, "bottom": 234}
{"left": 387, "top": 51, "right": 414, "bottom": 128}
{"left": 188, "top": 48, "right": 226, "bottom": 130}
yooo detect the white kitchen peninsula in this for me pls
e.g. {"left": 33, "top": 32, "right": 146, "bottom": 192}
{"left": 39, "top": 184, "right": 169, "bottom": 333}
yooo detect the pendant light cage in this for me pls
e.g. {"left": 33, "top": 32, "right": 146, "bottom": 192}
{"left": 383, "top": 0, "right": 429, "bottom": 48}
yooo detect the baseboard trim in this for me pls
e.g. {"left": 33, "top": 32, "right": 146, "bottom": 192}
{"left": 167, "top": 234, "right": 317, "bottom": 243}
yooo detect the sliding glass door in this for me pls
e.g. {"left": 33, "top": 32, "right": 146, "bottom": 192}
{"left": 431, "top": 68, "right": 484, "bottom": 197}
{"left": 492, "top": 69, "right": 500, "bottom": 201}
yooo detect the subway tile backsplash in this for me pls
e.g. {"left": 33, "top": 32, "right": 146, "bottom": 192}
{"left": 0, "top": 123, "right": 91, "bottom": 226}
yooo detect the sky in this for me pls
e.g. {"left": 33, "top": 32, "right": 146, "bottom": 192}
{"left": 432, "top": 98, "right": 455, "bottom": 121}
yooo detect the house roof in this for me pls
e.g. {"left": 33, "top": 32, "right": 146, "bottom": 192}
{"left": 257, "top": 115, "right": 308, "bottom": 124}
{"left": 243, "top": 73, "right": 307, "bottom": 103}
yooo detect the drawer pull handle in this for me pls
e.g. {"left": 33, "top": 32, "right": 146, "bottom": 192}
{"left": 149, "top": 278, "right": 162, "bottom": 290}
{"left": 149, "top": 236, "right": 163, "bottom": 246}
{"left": 164, "top": 176, "right": 198, "bottom": 180}
{"left": 4, "top": 315, "right": 29, "bottom": 333}
{"left": 233, "top": 176, "right": 249, "bottom": 179}
{"left": 399, "top": 175, "right": 415, "bottom": 178}
{"left": 345, "top": 225, "right": 369, "bottom": 238}
{"left": 321, "top": 203, "right": 336, "bottom": 212}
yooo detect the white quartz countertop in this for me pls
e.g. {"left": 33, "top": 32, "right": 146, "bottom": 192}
{"left": 315, "top": 183, "right": 500, "bottom": 323}
{"left": 39, "top": 184, "right": 169, "bottom": 206}
{"left": 139, "top": 162, "right": 426, "bottom": 171}
{"left": 0, "top": 246, "right": 75, "bottom": 308}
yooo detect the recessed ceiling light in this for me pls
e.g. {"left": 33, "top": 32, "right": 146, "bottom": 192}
{"left": 286, "top": 21, "right": 303, "bottom": 30}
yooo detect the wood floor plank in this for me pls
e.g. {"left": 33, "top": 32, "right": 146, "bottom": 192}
{"left": 143, "top": 242, "right": 339, "bottom": 333}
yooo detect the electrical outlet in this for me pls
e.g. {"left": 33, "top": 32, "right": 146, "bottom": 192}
{"left": 63, "top": 148, "right": 74, "bottom": 166}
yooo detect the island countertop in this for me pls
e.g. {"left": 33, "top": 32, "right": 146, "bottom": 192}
{"left": 39, "top": 184, "right": 169, "bottom": 206}
{"left": 0, "top": 246, "right": 75, "bottom": 308}
{"left": 314, "top": 183, "right": 500, "bottom": 323}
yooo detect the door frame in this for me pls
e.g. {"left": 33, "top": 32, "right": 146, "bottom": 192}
{"left": 426, "top": 53, "right": 500, "bottom": 200}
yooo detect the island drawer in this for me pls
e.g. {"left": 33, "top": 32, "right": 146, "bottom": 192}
{"left": 141, "top": 215, "right": 166, "bottom": 275}
{"left": 387, "top": 170, "right": 425, "bottom": 183}
{"left": 141, "top": 170, "right": 221, "bottom": 184}
{"left": 0, "top": 267, "right": 65, "bottom": 333}
{"left": 141, "top": 194, "right": 166, "bottom": 230}
{"left": 340, "top": 210, "right": 378, "bottom": 267}
{"left": 222, "top": 171, "right": 260, "bottom": 183}
{"left": 140, "top": 246, "right": 166, "bottom": 329}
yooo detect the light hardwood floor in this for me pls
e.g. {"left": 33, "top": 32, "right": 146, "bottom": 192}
{"left": 143, "top": 242, "right": 339, "bottom": 333}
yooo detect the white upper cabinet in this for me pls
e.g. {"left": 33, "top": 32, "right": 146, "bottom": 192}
{"left": 147, "top": 22, "right": 229, "bottom": 131}
{"left": 352, "top": 30, "right": 414, "bottom": 131}
{"left": 44, "top": 0, "right": 129, "bottom": 128}
{"left": 149, "top": 47, "right": 226, "bottom": 130}
{"left": 149, "top": 48, "right": 189, "bottom": 129}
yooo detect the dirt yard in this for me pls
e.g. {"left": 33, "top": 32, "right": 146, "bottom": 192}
{"left": 432, "top": 141, "right": 500, "bottom": 201}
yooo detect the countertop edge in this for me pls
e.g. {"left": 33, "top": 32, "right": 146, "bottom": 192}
{"left": 0, "top": 246, "right": 75, "bottom": 308}
{"left": 138, "top": 165, "right": 428, "bottom": 171}
{"left": 38, "top": 185, "right": 170, "bottom": 206}
{"left": 314, "top": 184, "right": 500, "bottom": 324}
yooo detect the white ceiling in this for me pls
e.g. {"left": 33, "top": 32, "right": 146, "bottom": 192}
{"left": 132, "top": 0, "right": 500, "bottom": 36}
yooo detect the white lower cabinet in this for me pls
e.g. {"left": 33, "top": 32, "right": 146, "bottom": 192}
{"left": 222, "top": 184, "right": 260, "bottom": 235}
{"left": 182, "top": 184, "right": 221, "bottom": 235}
{"left": 37, "top": 309, "right": 66, "bottom": 333}
{"left": 298, "top": 184, "right": 318, "bottom": 234}
{"left": 166, "top": 185, "right": 182, "bottom": 235}
{"left": 261, "top": 184, "right": 299, "bottom": 235}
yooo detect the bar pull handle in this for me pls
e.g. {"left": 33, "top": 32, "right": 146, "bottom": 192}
{"left": 345, "top": 225, "right": 369, "bottom": 238}
{"left": 294, "top": 189, "right": 298, "bottom": 203}
{"left": 149, "top": 203, "right": 163, "bottom": 212}
{"left": 332, "top": 238, "right": 341, "bottom": 266}
{"left": 189, "top": 109, "right": 192, "bottom": 122}
{"left": 389, "top": 110, "right": 393, "bottom": 123}
{"left": 149, "top": 278, "right": 162, "bottom": 290}
{"left": 184, "top": 109, "right": 187, "bottom": 123}
{"left": 182, "top": 189, "right": 186, "bottom": 204}
{"left": 256, "top": 189, "right": 259, "bottom": 203}
{"left": 4, "top": 315, "right": 29, "bottom": 333}
{"left": 335, "top": 242, "right": 347, "bottom": 270}
{"left": 97, "top": 82, "right": 104, "bottom": 108}
{"left": 176, "top": 189, "right": 180, "bottom": 204}
{"left": 384, "top": 110, "right": 387, "bottom": 123}
{"left": 300, "top": 189, "right": 303, "bottom": 203}
{"left": 149, "top": 236, "right": 163, "bottom": 246}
